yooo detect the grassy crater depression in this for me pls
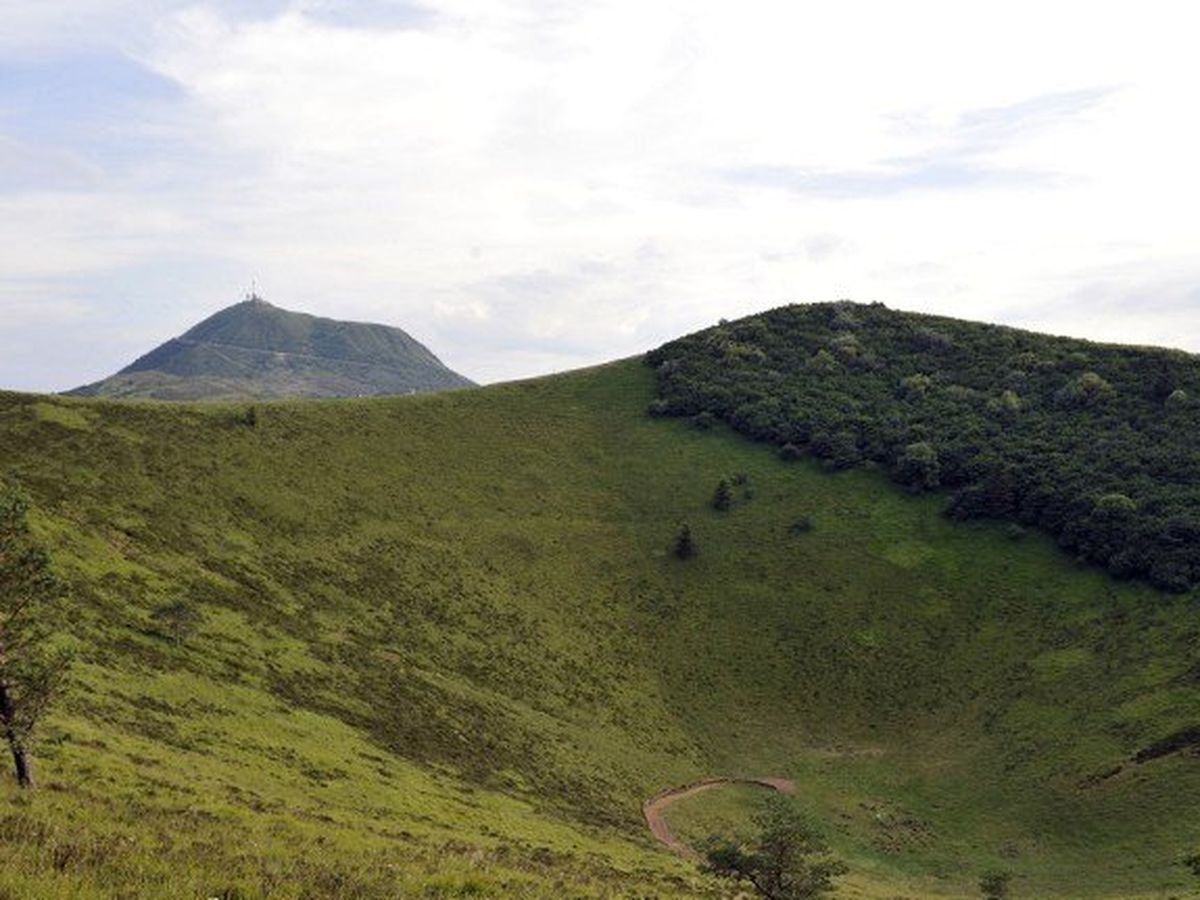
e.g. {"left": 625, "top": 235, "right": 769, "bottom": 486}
{"left": 0, "top": 359, "right": 1198, "bottom": 897}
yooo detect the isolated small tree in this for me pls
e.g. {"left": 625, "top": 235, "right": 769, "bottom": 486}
{"left": 151, "top": 599, "right": 204, "bottom": 646}
{"left": 704, "top": 795, "right": 847, "bottom": 899}
{"left": 979, "top": 869, "right": 1011, "bottom": 899}
{"left": 673, "top": 524, "right": 696, "bottom": 560}
{"left": 712, "top": 479, "right": 733, "bottom": 511}
{"left": 0, "top": 484, "right": 70, "bottom": 789}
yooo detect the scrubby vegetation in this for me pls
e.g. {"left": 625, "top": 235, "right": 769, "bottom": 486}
{"left": 647, "top": 301, "right": 1200, "bottom": 590}
{"left": 979, "top": 869, "right": 1012, "bottom": 899}
{"left": 712, "top": 479, "right": 733, "bottom": 512}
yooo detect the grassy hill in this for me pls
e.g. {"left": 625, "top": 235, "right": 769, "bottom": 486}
{"left": 70, "top": 297, "right": 474, "bottom": 401}
{"left": 649, "top": 302, "right": 1200, "bottom": 591}
{"left": 2, "top": 341, "right": 1199, "bottom": 896}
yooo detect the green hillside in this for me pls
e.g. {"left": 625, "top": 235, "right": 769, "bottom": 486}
{"left": 70, "top": 297, "right": 474, "bottom": 401}
{"left": 2, "top": 346, "right": 1199, "bottom": 896}
{"left": 649, "top": 302, "right": 1200, "bottom": 591}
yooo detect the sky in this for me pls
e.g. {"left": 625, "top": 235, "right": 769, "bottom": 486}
{"left": 2, "top": 0, "right": 1199, "bottom": 391}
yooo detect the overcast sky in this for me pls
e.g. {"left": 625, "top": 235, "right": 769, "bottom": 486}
{"left": 2, "top": 1, "right": 1199, "bottom": 391}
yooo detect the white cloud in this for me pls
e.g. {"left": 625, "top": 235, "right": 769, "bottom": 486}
{"left": 2, "top": 0, "right": 1199, "bottom": 391}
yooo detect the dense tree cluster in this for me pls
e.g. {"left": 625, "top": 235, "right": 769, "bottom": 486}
{"left": 646, "top": 302, "right": 1200, "bottom": 591}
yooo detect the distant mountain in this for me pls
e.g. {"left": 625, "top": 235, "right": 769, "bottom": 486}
{"left": 69, "top": 296, "right": 474, "bottom": 400}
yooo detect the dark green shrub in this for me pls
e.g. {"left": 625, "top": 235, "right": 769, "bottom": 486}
{"left": 806, "top": 349, "right": 838, "bottom": 374}
{"left": 1057, "top": 371, "right": 1113, "bottom": 408}
{"left": 899, "top": 373, "right": 932, "bottom": 399}
{"left": 895, "top": 441, "right": 940, "bottom": 492}
{"left": 978, "top": 869, "right": 1011, "bottom": 899}
{"left": 1182, "top": 850, "right": 1200, "bottom": 876}
{"left": 673, "top": 524, "right": 695, "bottom": 560}
{"left": 810, "top": 430, "right": 861, "bottom": 470}
{"left": 712, "top": 479, "right": 733, "bottom": 511}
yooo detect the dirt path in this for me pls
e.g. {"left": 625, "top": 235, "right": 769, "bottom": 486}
{"left": 642, "top": 776, "right": 796, "bottom": 860}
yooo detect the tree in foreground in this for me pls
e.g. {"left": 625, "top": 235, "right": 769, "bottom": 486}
{"left": 703, "top": 795, "right": 847, "bottom": 899}
{"left": 0, "top": 484, "right": 70, "bottom": 788}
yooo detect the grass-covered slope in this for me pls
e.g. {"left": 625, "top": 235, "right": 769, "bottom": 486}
{"left": 2, "top": 358, "right": 1199, "bottom": 897}
{"left": 70, "top": 297, "right": 474, "bottom": 401}
{"left": 648, "top": 302, "right": 1200, "bottom": 590}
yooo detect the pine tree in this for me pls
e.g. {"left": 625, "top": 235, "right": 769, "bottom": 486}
{"left": 712, "top": 478, "right": 733, "bottom": 511}
{"left": 673, "top": 523, "right": 696, "bottom": 560}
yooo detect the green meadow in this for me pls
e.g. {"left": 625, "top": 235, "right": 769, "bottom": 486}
{"left": 1, "top": 359, "right": 1197, "bottom": 897}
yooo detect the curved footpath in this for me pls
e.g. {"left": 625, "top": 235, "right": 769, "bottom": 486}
{"left": 642, "top": 777, "right": 796, "bottom": 860}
